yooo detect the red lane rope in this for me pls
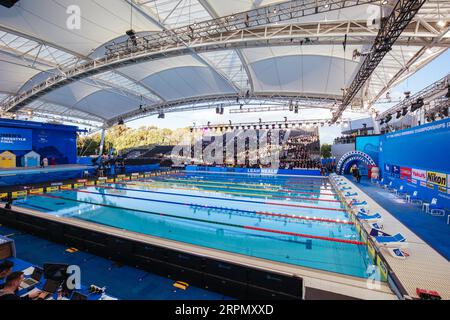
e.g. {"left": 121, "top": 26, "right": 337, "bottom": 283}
{"left": 255, "top": 211, "right": 353, "bottom": 225}
{"left": 244, "top": 226, "right": 365, "bottom": 245}
{"left": 280, "top": 188, "right": 336, "bottom": 196}
{"left": 264, "top": 201, "right": 346, "bottom": 212}
{"left": 35, "top": 194, "right": 360, "bottom": 245}
{"left": 124, "top": 182, "right": 340, "bottom": 203}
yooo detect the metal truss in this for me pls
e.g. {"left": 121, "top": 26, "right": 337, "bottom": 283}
{"left": 106, "top": 93, "right": 342, "bottom": 126}
{"left": 192, "top": 118, "right": 351, "bottom": 131}
{"left": 229, "top": 104, "right": 335, "bottom": 114}
{"left": 3, "top": 18, "right": 446, "bottom": 116}
{"left": 107, "top": 0, "right": 381, "bottom": 54}
{"left": 1, "top": 0, "right": 382, "bottom": 113}
{"left": 331, "top": 0, "right": 428, "bottom": 123}
{"left": 377, "top": 73, "right": 450, "bottom": 120}
{"left": 1, "top": 110, "right": 103, "bottom": 129}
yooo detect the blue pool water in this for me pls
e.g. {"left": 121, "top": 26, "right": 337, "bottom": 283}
{"left": 15, "top": 172, "right": 373, "bottom": 278}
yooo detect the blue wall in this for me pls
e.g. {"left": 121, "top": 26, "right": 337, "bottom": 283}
{"left": 185, "top": 166, "right": 322, "bottom": 176}
{"left": 356, "top": 135, "right": 381, "bottom": 164}
{"left": 0, "top": 119, "right": 79, "bottom": 166}
{"left": 379, "top": 118, "right": 450, "bottom": 209}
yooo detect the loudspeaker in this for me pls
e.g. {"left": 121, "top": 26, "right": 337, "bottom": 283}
{"left": 0, "top": 0, "right": 19, "bottom": 8}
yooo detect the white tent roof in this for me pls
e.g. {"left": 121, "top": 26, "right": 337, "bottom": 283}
{"left": 0, "top": 0, "right": 449, "bottom": 127}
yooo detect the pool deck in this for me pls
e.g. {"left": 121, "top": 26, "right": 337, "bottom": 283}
{"left": 0, "top": 164, "right": 93, "bottom": 176}
{"left": 10, "top": 204, "right": 396, "bottom": 300}
{"left": 341, "top": 177, "right": 450, "bottom": 300}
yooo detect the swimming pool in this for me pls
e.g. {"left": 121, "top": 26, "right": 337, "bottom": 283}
{"left": 14, "top": 172, "right": 373, "bottom": 279}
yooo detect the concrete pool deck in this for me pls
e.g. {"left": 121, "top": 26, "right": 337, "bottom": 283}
{"left": 340, "top": 176, "right": 450, "bottom": 300}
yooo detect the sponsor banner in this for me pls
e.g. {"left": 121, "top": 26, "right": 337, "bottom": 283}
{"left": 392, "top": 165, "right": 400, "bottom": 176}
{"left": 420, "top": 181, "right": 427, "bottom": 187}
{"left": 438, "top": 186, "right": 446, "bottom": 193}
{"left": 400, "top": 167, "right": 412, "bottom": 179}
{"left": 412, "top": 168, "right": 427, "bottom": 182}
{"left": 427, "top": 183, "right": 435, "bottom": 189}
{"left": 427, "top": 171, "right": 447, "bottom": 187}
{"left": 411, "top": 179, "right": 417, "bottom": 184}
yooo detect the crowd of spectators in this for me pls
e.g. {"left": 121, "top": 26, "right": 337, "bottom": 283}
{"left": 334, "top": 135, "right": 356, "bottom": 144}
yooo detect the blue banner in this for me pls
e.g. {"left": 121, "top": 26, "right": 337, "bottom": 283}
{"left": 185, "top": 166, "right": 321, "bottom": 176}
{"left": 0, "top": 127, "right": 32, "bottom": 151}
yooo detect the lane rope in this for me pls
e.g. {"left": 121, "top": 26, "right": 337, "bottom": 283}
{"left": 33, "top": 193, "right": 362, "bottom": 245}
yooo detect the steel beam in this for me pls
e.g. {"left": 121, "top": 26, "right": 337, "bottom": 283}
{"left": 331, "top": 0, "right": 428, "bottom": 123}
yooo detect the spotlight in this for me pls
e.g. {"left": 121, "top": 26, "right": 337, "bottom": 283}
{"left": 442, "top": 107, "right": 449, "bottom": 118}
{"left": 404, "top": 91, "right": 411, "bottom": 99}
{"left": 437, "top": 20, "right": 447, "bottom": 28}
{"left": 402, "top": 107, "right": 409, "bottom": 116}
{"left": 385, "top": 114, "right": 392, "bottom": 123}
{"left": 396, "top": 110, "right": 402, "bottom": 119}
{"left": 380, "top": 118, "right": 385, "bottom": 125}
{"left": 118, "top": 118, "right": 124, "bottom": 125}
{"left": 411, "top": 97, "right": 424, "bottom": 112}
{"left": 446, "top": 84, "right": 450, "bottom": 98}
{"left": 126, "top": 29, "right": 138, "bottom": 46}
{"left": 158, "top": 112, "right": 165, "bottom": 119}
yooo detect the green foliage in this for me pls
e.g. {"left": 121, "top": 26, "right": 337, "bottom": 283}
{"left": 77, "top": 125, "right": 189, "bottom": 156}
{"left": 320, "top": 143, "right": 332, "bottom": 159}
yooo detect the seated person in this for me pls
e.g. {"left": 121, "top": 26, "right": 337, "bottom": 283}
{"left": 0, "top": 271, "right": 60, "bottom": 301}
{"left": 0, "top": 260, "right": 14, "bottom": 289}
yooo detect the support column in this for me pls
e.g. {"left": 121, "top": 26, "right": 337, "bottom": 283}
{"left": 99, "top": 128, "right": 106, "bottom": 156}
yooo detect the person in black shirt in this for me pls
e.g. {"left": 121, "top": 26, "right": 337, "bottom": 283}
{"left": 0, "top": 260, "right": 14, "bottom": 290}
{"left": 0, "top": 271, "right": 41, "bottom": 300}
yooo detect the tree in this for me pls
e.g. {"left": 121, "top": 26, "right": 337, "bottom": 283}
{"left": 77, "top": 125, "right": 191, "bottom": 156}
{"left": 321, "top": 143, "right": 332, "bottom": 159}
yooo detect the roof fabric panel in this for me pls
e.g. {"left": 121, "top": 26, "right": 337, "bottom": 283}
{"left": 139, "top": 66, "right": 237, "bottom": 101}
{"left": 0, "top": 0, "right": 161, "bottom": 56}
{"left": 40, "top": 81, "right": 102, "bottom": 108}
{"left": 0, "top": 53, "right": 44, "bottom": 94}
{"left": 73, "top": 90, "right": 145, "bottom": 119}
{"left": 243, "top": 45, "right": 360, "bottom": 96}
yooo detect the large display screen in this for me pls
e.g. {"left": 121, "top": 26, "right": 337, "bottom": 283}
{"left": 0, "top": 127, "right": 32, "bottom": 151}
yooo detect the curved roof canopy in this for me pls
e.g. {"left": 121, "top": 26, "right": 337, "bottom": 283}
{"left": 0, "top": 0, "right": 449, "bottom": 128}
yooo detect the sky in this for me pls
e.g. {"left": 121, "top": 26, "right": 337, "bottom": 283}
{"left": 127, "top": 49, "right": 450, "bottom": 145}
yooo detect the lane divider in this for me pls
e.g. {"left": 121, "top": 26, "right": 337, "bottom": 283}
{"left": 141, "top": 179, "right": 338, "bottom": 197}
{"left": 117, "top": 183, "right": 341, "bottom": 204}
{"left": 99, "top": 184, "right": 350, "bottom": 224}
{"left": 135, "top": 180, "right": 338, "bottom": 198}
{"left": 163, "top": 177, "right": 332, "bottom": 190}
{"left": 244, "top": 226, "right": 365, "bottom": 246}
{"left": 33, "top": 193, "right": 361, "bottom": 245}
{"left": 160, "top": 177, "right": 334, "bottom": 194}
{"left": 76, "top": 188, "right": 346, "bottom": 214}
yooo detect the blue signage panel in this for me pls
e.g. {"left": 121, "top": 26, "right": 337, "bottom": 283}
{"left": 185, "top": 166, "right": 321, "bottom": 176}
{"left": 0, "top": 127, "right": 32, "bottom": 151}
